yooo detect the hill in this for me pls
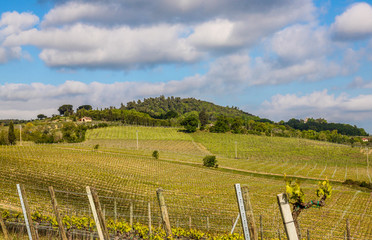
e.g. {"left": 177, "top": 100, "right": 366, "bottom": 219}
{"left": 120, "top": 95, "right": 257, "bottom": 120}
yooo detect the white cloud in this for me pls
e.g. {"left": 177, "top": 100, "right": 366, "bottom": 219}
{"left": 260, "top": 90, "right": 372, "bottom": 125}
{"left": 187, "top": 19, "right": 240, "bottom": 50}
{"left": 0, "top": 11, "right": 38, "bottom": 63}
{"left": 0, "top": 0, "right": 316, "bottom": 69}
{"left": 0, "top": 46, "right": 21, "bottom": 63}
{"left": 0, "top": 11, "right": 39, "bottom": 36}
{"left": 271, "top": 24, "right": 330, "bottom": 62}
{"left": 348, "top": 76, "right": 372, "bottom": 89}
{"left": 331, "top": 2, "right": 372, "bottom": 41}
{"left": 5, "top": 24, "right": 201, "bottom": 69}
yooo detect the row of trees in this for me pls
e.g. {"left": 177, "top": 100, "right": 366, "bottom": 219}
{"left": 0, "top": 121, "right": 101, "bottom": 145}
{"left": 178, "top": 112, "right": 369, "bottom": 145}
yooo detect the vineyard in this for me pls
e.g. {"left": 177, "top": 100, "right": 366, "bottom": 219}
{"left": 0, "top": 125, "right": 371, "bottom": 239}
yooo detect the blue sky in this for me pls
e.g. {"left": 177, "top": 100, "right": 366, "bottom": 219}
{"left": 1, "top": 0, "right": 372, "bottom": 133}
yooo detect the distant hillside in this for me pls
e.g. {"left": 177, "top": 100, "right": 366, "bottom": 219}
{"left": 120, "top": 96, "right": 257, "bottom": 121}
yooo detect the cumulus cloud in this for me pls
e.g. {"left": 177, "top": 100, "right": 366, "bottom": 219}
{"left": 331, "top": 2, "right": 372, "bottom": 41}
{"left": 271, "top": 24, "right": 330, "bottom": 63}
{"left": 0, "top": 11, "right": 38, "bottom": 63}
{"left": 0, "top": 11, "right": 39, "bottom": 36}
{"left": 5, "top": 24, "right": 200, "bottom": 69}
{"left": 0, "top": 0, "right": 316, "bottom": 69}
{"left": 259, "top": 90, "right": 372, "bottom": 125}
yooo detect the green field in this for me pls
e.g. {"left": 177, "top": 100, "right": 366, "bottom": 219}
{"left": 0, "top": 125, "right": 371, "bottom": 239}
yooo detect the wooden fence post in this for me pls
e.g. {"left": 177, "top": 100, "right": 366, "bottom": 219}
{"left": 0, "top": 212, "right": 9, "bottom": 240}
{"left": 260, "top": 215, "right": 263, "bottom": 240}
{"left": 17, "top": 184, "right": 39, "bottom": 240}
{"left": 346, "top": 219, "right": 351, "bottom": 240}
{"left": 148, "top": 202, "right": 152, "bottom": 237}
{"left": 234, "top": 184, "right": 250, "bottom": 240}
{"left": 277, "top": 193, "right": 299, "bottom": 240}
{"left": 206, "top": 216, "right": 210, "bottom": 231}
{"left": 86, "top": 186, "right": 110, "bottom": 240}
{"left": 130, "top": 202, "right": 133, "bottom": 228}
{"left": 48, "top": 186, "right": 68, "bottom": 240}
{"left": 114, "top": 199, "right": 117, "bottom": 223}
{"left": 241, "top": 185, "right": 258, "bottom": 240}
{"left": 156, "top": 188, "right": 172, "bottom": 237}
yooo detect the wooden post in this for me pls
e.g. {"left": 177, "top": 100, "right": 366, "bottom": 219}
{"left": 86, "top": 186, "right": 110, "bottom": 240}
{"left": 235, "top": 141, "right": 238, "bottom": 159}
{"left": 260, "top": 215, "right": 263, "bottom": 240}
{"left": 0, "top": 212, "right": 9, "bottom": 240}
{"left": 48, "top": 186, "right": 68, "bottom": 240}
{"left": 206, "top": 216, "right": 209, "bottom": 231}
{"left": 148, "top": 202, "right": 152, "bottom": 237}
{"left": 156, "top": 188, "right": 172, "bottom": 237}
{"left": 189, "top": 216, "right": 192, "bottom": 229}
{"left": 136, "top": 130, "right": 139, "bottom": 150}
{"left": 114, "top": 199, "right": 117, "bottom": 223}
{"left": 130, "top": 202, "right": 133, "bottom": 228}
{"left": 19, "top": 125, "right": 22, "bottom": 146}
{"left": 346, "top": 219, "right": 351, "bottom": 240}
{"left": 307, "top": 229, "right": 310, "bottom": 240}
{"left": 241, "top": 185, "right": 258, "bottom": 240}
{"left": 278, "top": 229, "right": 281, "bottom": 240}
{"left": 235, "top": 184, "right": 250, "bottom": 240}
{"left": 17, "top": 184, "right": 39, "bottom": 240}
{"left": 277, "top": 193, "right": 299, "bottom": 240}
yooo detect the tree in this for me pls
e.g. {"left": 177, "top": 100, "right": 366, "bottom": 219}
{"left": 203, "top": 155, "right": 218, "bottom": 168}
{"left": 37, "top": 114, "right": 47, "bottom": 120}
{"left": 231, "top": 117, "right": 243, "bottom": 134}
{"left": 77, "top": 105, "right": 92, "bottom": 111}
{"left": 180, "top": 115, "right": 199, "bottom": 133}
{"left": 210, "top": 115, "right": 230, "bottom": 133}
{"left": 164, "top": 110, "right": 178, "bottom": 119}
{"left": 199, "top": 109, "right": 208, "bottom": 127}
{"left": 8, "top": 121, "right": 16, "bottom": 145}
{"left": 58, "top": 104, "right": 73, "bottom": 116}
{"left": 152, "top": 150, "right": 159, "bottom": 159}
{"left": 285, "top": 176, "right": 332, "bottom": 237}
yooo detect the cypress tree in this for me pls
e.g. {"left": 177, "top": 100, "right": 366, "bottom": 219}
{"left": 8, "top": 121, "right": 16, "bottom": 145}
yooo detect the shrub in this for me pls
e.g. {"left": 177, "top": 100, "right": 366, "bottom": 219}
{"left": 94, "top": 144, "right": 99, "bottom": 150}
{"left": 203, "top": 155, "right": 218, "bottom": 168}
{"left": 152, "top": 150, "right": 159, "bottom": 159}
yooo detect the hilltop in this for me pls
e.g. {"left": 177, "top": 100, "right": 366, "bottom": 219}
{"left": 120, "top": 96, "right": 257, "bottom": 120}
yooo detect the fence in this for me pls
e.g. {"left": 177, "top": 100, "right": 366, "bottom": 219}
{"left": 1, "top": 183, "right": 369, "bottom": 240}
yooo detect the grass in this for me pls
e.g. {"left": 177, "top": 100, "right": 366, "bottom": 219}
{"left": 0, "top": 125, "right": 371, "bottom": 239}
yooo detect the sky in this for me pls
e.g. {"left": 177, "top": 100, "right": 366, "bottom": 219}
{"left": 1, "top": 0, "right": 372, "bottom": 133}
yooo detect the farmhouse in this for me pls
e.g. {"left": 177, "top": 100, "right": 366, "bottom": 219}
{"left": 79, "top": 117, "right": 92, "bottom": 122}
{"left": 362, "top": 138, "right": 369, "bottom": 142}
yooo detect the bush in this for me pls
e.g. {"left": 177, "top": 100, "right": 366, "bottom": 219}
{"left": 152, "top": 150, "right": 159, "bottom": 159}
{"left": 203, "top": 155, "right": 218, "bottom": 168}
{"left": 94, "top": 144, "right": 99, "bottom": 150}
